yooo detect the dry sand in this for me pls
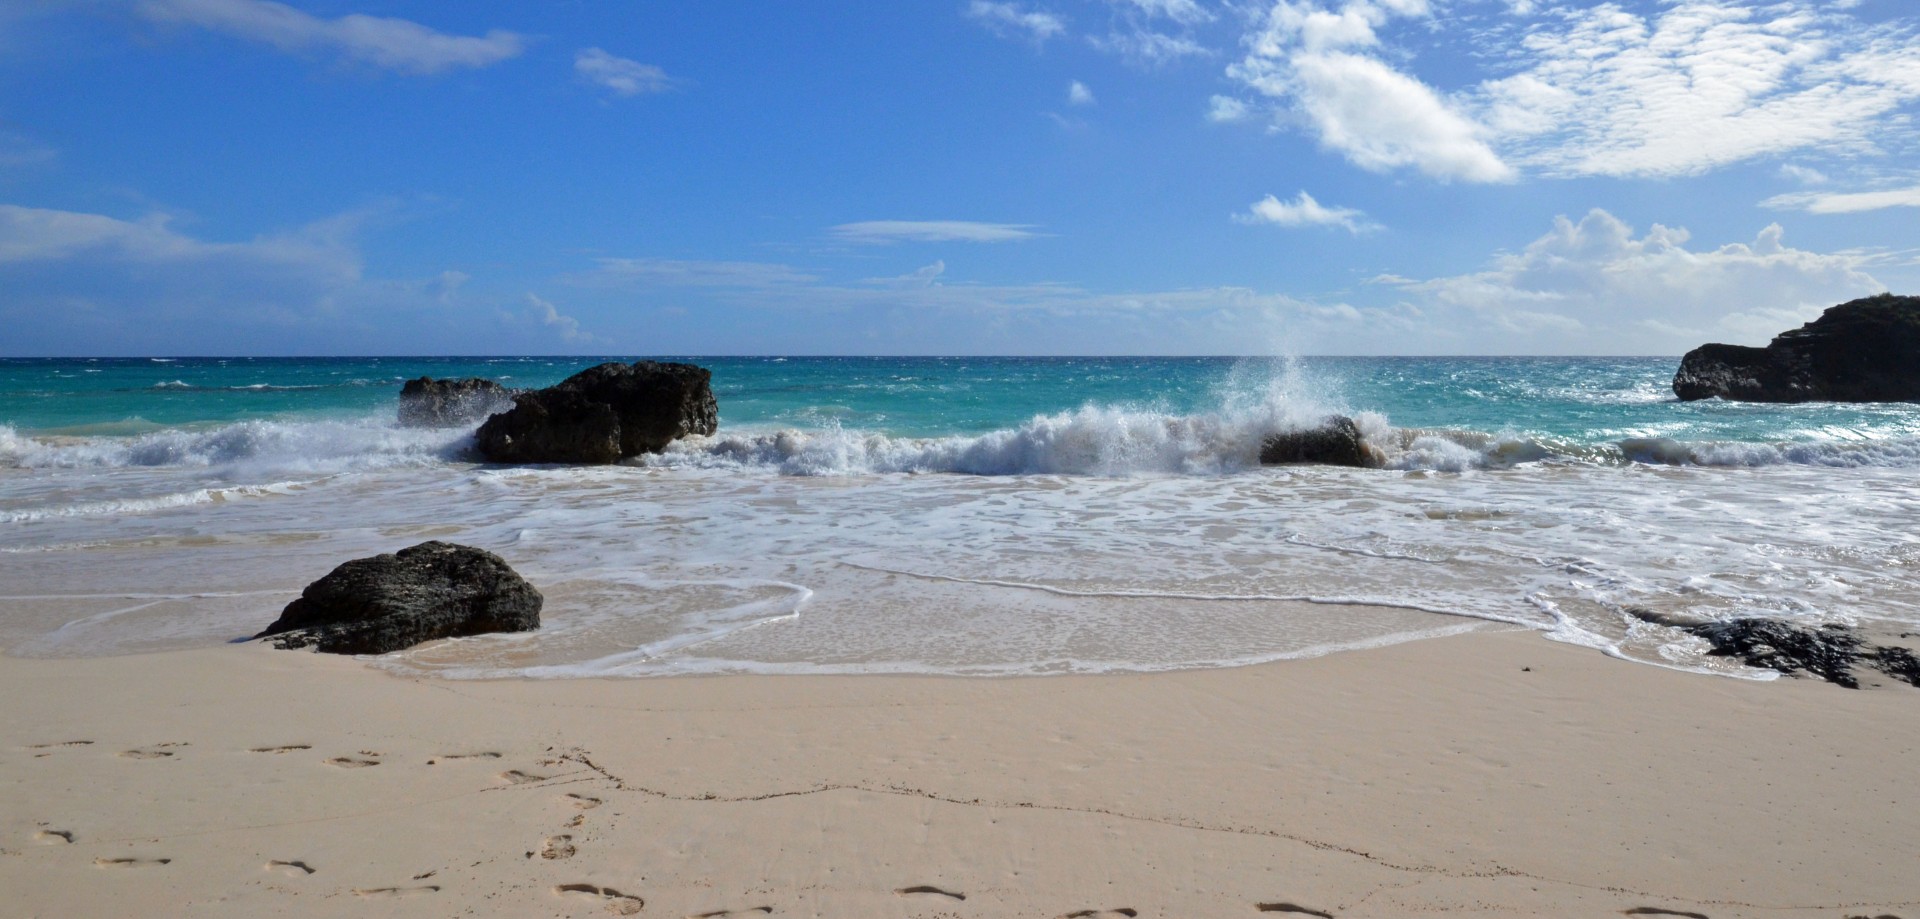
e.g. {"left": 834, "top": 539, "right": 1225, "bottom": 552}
{"left": 2, "top": 627, "right": 1916, "bottom": 918}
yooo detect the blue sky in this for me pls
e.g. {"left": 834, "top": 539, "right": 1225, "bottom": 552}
{"left": 1, "top": 0, "right": 1916, "bottom": 356}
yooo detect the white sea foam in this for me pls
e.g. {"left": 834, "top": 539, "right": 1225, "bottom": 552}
{"left": 0, "top": 419, "right": 473, "bottom": 473}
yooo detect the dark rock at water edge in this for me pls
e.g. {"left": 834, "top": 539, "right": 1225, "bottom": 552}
{"left": 1260, "top": 415, "right": 1377, "bottom": 468}
{"left": 1629, "top": 609, "right": 1920, "bottom": 690}
{"left": 476, "top": 361, "right": 717, "bottom": 464}
{"left": 257, "top": 541, "right": 542, "bottom": 655}
{"left": 397, "top": 377, "right": 517, "bottom": 427}
{"left": 1672, "top": 293, "right": 1920, "bottom": 402}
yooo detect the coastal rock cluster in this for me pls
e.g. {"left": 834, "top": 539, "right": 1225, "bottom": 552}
{"left": 397, "top": 377, "right": 518, "bottom": 427}
{"left": 1259, "top": 415, "right": 1379, "bottom": 468}
{"left": 476, "top": 361, "right": 718, "bottom": 464}
{"left": 1631, "top": 609, "right": 1920, "bottom": 690}
{"left": 1672, "top": 293, "right": 1920, "bottom": 402}
{"left": 257, "top": 541, "right": 542, "bottom": 655}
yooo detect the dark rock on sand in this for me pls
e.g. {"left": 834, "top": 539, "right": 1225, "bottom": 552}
{"left": 1260, "top": 415, "right": 1377, "bottom": 468}
{"left": 397, "top": 377, "right": 517, "bottom": 427}
{"left": 1628, "top": 609, "right": 1920, "bottom": 689}
{"left": 257, "top": 541, "right": 541, "bottom": 655}
{"left": 1672, "top": 293, "right": 1920, "bottom": 402}
{"left": 476, "top": 361, "right": 717, "bottom": 464}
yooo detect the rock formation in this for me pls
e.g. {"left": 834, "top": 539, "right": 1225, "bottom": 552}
{"left": 397, "top": 377, "right": 516, "bottom": 427}
{"left": 1672, "top": 294, "right": 1920, "bottom": 402}
{"left": 1259, "top": 415, "right": 1378, "bottom": 468}
{"left": 256, "top": 541, "right": 542, "bottom": 654}
{"left": 476, "top": 361, "right": 717, "bottom": 464}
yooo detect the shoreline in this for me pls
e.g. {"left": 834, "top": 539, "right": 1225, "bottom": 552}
{"left": 3, "top": 628, "right": 1915, "bottom": 917}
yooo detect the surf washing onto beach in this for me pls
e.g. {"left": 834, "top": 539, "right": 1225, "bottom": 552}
{"left": 6, "top": 355, "right": 1917, "bottom": 680}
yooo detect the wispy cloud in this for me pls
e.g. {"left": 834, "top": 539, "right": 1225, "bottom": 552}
{"left": 1090, "top": 28, "right": 1210, "bottom": 67}
{"left": 524, "top": 293, "right": 598, "bottom": 343}
{"left": 966, "top": 1, "right": 1066, "bottom": 42}
{"left": 830, "top": 221, "right": 1043, "bottom": 244}
{"left": 574, "top": 48, "right": 673, "bottom": 97}
{"left": 1068, "top": 80, "right": 1096, "bottom": 106}
{"left": 1475, "top": 1, "right": 1920, "bottom": 178}
{"left": 1206, "top": 94, "right": 1249, "bottom": 123}
{"left": 1235, "top": 191, "right": 1378, "bottom": 233}
{"left": 137, "top": 0, "right": 524, "bottom": 74}
{"left": 1762, "top": 184, "right": 1920, "bottom": 214}
{"left": 1109, "top": 0, "right": 1214, "bottom": 26}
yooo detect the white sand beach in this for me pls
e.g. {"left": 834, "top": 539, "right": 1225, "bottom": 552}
{"left": 4, "top": 626, "right": 1915, "bottom": 918}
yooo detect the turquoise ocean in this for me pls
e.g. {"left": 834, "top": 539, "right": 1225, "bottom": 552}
{"left": 4, "top": 356, "right": 1918, "bottom": 679}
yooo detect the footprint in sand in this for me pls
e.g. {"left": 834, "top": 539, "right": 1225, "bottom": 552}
{"left": 250, "top": 745, "right": 312, "bottom": 754}
{"left": 326, "top": 756, "right": 381, "bottom": 768}
{"left": 556, "top": 884, "right": 644, "bottom": 916}
{"left": 689, "top": 908, "right": 772, "bottom": 918}
{"left": 266, "top": 860, "right": 315, "bottom": 875}
{"left": 119, "top": 748, "right": 176, "bottom": 760}
{"left": 500, "top": 770, "right": 548, "bottom": 785}
{"left": 1257, "top": 904, "right": 1334, "bottom": 918}
{"left": 95, "top": 857, "right": 171, "bottom": 868}
{"left": 34, "top": 830, "right": 74, "bottom": 845}
{"left": 443, "top": 751, "right": 502, "bottom": 760}
{"left": 352, "top": 886, "right": 440, "bottom": 898}
{"left": 1622, "top": 910, "right": 1709, "bottom": 919}
{"left": 28, "top": 740, "right": 93, "bottom": 755}
{"left": 540, "top": 835, "right": 577, "bottom": 860}
{"left": 565, "top": 793, "right": 602, "bottom": 810}
{"left": 1059, "top": 911, "right": 1136, "bottom": 918}
{"left": 895, "top": 885, "right": 965, "bottom": 901}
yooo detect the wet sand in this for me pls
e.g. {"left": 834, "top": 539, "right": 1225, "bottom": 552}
{"left": 2, "top": 628, "right": 1915, "bottom": 918}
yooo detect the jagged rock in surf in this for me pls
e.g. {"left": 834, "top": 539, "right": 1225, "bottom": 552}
{"left": 1672, "top": 293, "right": 1920, "bottom": 402}
{"left": 257, "top": 541, "right": 541, "bottom": 655}
{"left": 476, "top": 361, "right": 717, "bottom": 464}
{"left": 1259, "top": 415, "right": 1378, "bottom": 468}
{"left": 397, "top": 377, "right": 517, "bottom": 427}
{"left": 1628, "top": 609, "right": 1920, "bottom": 690}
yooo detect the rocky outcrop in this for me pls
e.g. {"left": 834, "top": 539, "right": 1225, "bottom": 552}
{"left": 1260, "top": 416, "right": 1378, "bottom": 468}
{"left": 256, "top": 541, "right": 541, "bottom": 655}
{"left": 1672, "top": 294, "right": 1920, "bottom": 402}
{"left": 476, "top": 361, "right": 717, "bottom": 464}
{"left": 1629, "top": 609, "right": 1920, "bottom": 690}
{"left": 397, "top": 377, "right": 516, "bottom": 427}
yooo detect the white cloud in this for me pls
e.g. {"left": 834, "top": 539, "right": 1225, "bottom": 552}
{"left": 1777, "top": 163, "right": 1829, "bottom": 185}
{"left": 1230, "top": 1, "right": 1512, "bottom": 182}
{"left": 1380, "top": 209, "right": 1883, "bottom": 351}
{"left": 966, "top": 1, "right": 1066, "bottom": 42}
{"left": 1476, "top": 1, "right": 1920, "bottom": 178}
{"left": 574, "top": 48, "right": 672, "bottom": 96}
{"left": 1762, "top": 184, "right": 1920, "bottom": 214}
{"left": 0, "top": 203, "right": 356, "bottom": 278}
{"left": 0, "top": 131, "right": 55, "bottom": 169}
{"left": 1110, "top": 0, "right": 1214, "bottom": 25}
{"left": 1206, "top": 94, "right": 1249, "bottom": 123}
{"left": 1090, "top": 28, "right": 1209, "bottom": 66}
{"left": 575, "top": 258, "right": 819, "bottom": 288}
{"left": 1235, "top": 191, "right": 1378, "bottom": 233}
{"left": 524, "top": 293, "right": 597, "bottom": 344}
{"left": 1068, "top": 80, "right": 1096, "bottom": 106}
{"left": 138, "top": 0, "right": 524, "bottom": 74}
{"left": 830, "top": 221, "right": 1043, "bottom": 244}
{"left": 866, "top": 260, "right": 947, "bottom": 288}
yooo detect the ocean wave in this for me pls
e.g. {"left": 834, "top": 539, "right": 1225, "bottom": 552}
{"left": 0, "top": 419, "right": 475, "bottom": 472}
{"left": 0, "top": 481, "right": 313, "bottom": 524}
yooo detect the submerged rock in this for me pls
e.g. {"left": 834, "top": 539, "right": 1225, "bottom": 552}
{"left": 257, "top": 541, "right": 541, "bottom": 655}
{"left": 1630, "top": 609, "right": 1920, "bottom": 690}
{"left": 476, "top": 361, "right": 717, "bottom": 464}
{"left": 397, "top": 377, "right": 516, "bottom": 427}
{"left": 1259, "top": 415, "right": 1377, "bottom": 468}
{"left": 1672, "top": 293, "right": 1920, "bottom": 402}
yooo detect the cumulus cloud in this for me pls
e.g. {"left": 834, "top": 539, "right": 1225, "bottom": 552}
{"left": 574, "top": 48, "right": 672, "bottom": 96}
{"left": 138, "top": 0, "right": 524, "bottom": 74}
{"left": 830, "top": 220, "right": 1043, "bottom": 244}
{"left": 966, "top": 1, "right": 1066, "bottom": 42}
{"left": 1379, "top": 209, "right": 1884, "bottom": 351}
{"left": 1068, "top": 80, "right": 1096, "bottom": 106}
{"left": 1230, "top": 0, "right": 1512, "bottom": 182}
{"left": 1235, "top": 191, "right": 1377, "bottom": 233}
{"left": 524, "top": 293, "right": 597, "bottom": 344}
{"left": 1206, "top": 94, "right": 1249, "bottom": 123}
